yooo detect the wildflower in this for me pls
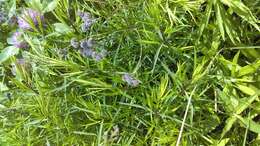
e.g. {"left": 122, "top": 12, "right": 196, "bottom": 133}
{"left": 122, "top": 73, "right": 140, "bottom": 87}
{"left": 80, "top": 48, "right": 93, "bottom": 57}
{"left": 78, "top": 11, "right": 95, "bottom": 32}
{"left": 80, "top": 38, "right": 93, "bottom": 50}
{"left": 92, "top": 49, "right": 108, "bottom": 61}
{"left": 18, "top": 9, "right": 44, "bottom": 30}
{"left": 10, "top": 31, "right": 28, "bottom": 49}
{"left": 79, "top": 38, "right": 107, "bottom": 61}
{"left": 91, "top": 51, "right": 103, "bottom": 61}
{"left": 70, "top": 38, "right": 79, "bottom": 48}
{"left": 78, "top": 11, "right": 91, "bottom": 22}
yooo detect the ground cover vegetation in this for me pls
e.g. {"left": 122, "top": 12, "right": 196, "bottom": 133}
{"left": 0, "top": 0, "right": 259, "bottom": 145}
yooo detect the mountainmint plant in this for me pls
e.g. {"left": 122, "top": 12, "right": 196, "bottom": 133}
{"left": 0, "top": 0, "right": 259, "bottom": 145}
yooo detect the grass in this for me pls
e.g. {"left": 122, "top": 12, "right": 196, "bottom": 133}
{"left": 0, "top": 0, "right": 259, "bottom": 145}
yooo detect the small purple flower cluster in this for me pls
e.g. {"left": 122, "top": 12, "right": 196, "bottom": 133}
{"left": 18, "top": 9, "right": 44, "bottom": 30}
{"left": 70, "top": 37, "right": 107, "bottom": 61}
{"left": 78, "top": 11, "right": 95, "bottom": 32}
{"left": 122, "top": 73, "right": 140, "bottom": 87}
{"left": 10, "top": 31, "right": 28, "bottom": 49}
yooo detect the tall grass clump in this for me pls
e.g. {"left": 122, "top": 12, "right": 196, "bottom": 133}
{"left": 0, "top": 0, "right": 259, "bottom": 145}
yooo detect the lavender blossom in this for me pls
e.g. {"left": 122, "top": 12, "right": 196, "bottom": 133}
{"left": 18, "top": 9, "right": 44, "bottom": 30}
{"left": 78, "top": 11, "right": 91, "bottom": 22}
{"left": 10, "top": 31, "right": 28, "bottom": 49}
{"left": 91, "top": 51, "right": 103, "bottom": 61}
{"left": 80, "top": 48, "right": 94, "bottom": 57}
{"left": 122, "top": 73, "right": 140, "bottom": 87}
{"left": 79, "top": 38, "right": 107, "bottom": 61}
{"left": 80, "top": 38, "right": 93, "bottom": 50}
{"left": 78, "top": 11, "right": 95, "bottom": 32}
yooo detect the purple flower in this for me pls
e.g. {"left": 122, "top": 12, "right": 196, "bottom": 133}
{"left": 78, "top": 11, "right": 91, "bottom": 22}
{"left": 70, "top": 38, "right": 79, "bottom": 48}
{"left": 80, "top": 38, "right": 93, "bottom": 49}
{"left": 78, "top": 11, "right": 95, "bottom": 32}
{"left": 18, "top": 9, "right": 44, "bottom": 30}
{"left": 122, "top": 74, "right": 140, "bottom": 87}
{"left": 79, "top": 38, "right": 107, "bottom": 61}
{"left": 10, "top": 31, "right": 28, "bottom": 49}
{"left": 80, "top": 48, "right": 93, "bottom": 57}
{"left": 91, "top": 51, "right": 103, "bottom": 61}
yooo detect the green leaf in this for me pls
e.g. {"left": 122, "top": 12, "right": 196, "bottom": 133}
{"left": 215, "top": 2, "right": 225, "bottom": 41}
{"left": 43, "top": 0, "right": 59, "bottom": 12}
{"left": 53, "top": 23, "right": 73, "bottom": 34}
{"left": 231, "top": 51, "right": 240, "bottom": 76}
{"left": 220, "top": 0, "right": 260, "bottom": 32}
{"left": 8, "top": 0, "right": 16, "bottom": 18}
{"left": 236, "top": 115, "right": 260, "bottom": 134}
{"left": 236, "top": 84, "right": 256, "bottom": 96}
{"left": 0, "top": 46, "right": 19, "bottom": 63}
{"left": 0, "top": 82, "right": 9, "bottom": 92}
{"left": 217, "top": 138, "right": 230, "bottom": 146}
{"left": 27, "top": 0, "right": 43, "bottom": 12}
{"left": 221, "top": 93, "right": 257, "bottom": 138}
{"left": 221, "top": 116, "right": 236, "bottom": 138}
{"left": 238, "top": 60, "right": 260, "bottom": 77}
{"left": 235, "top": 95, "right": 257, "bottom": 114}
{"left": 198, "top": 0, "right": 212, "bottom": 40}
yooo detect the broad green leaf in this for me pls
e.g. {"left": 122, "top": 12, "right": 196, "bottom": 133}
{"left": 235, "top": 95, "right": 257, "bottom": 114}
{"left": 0, "top": 46, "right": 19, "bottom": 63}
{"left": 236, "top": 84, "right": 256, "bottom": 96}
{"left": 219, "top": 56, "right": 241, "bottom": 71}
{"left": 217, "top": 138, "right": 230, "bottom": 146}
{"left": 238, "top": 60, "right": 260, "bottom": 77}
{"left": 221, "top": 116, "right": 236, "bottom": 138}
{"left": 241, "top": 49, "right": 260, "bottom": 61}
{"left": 236, "top": 115, "right": 260, "bottom": 134}
{"left": 53, "top": 23, "right": 73, "bottom": 34}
